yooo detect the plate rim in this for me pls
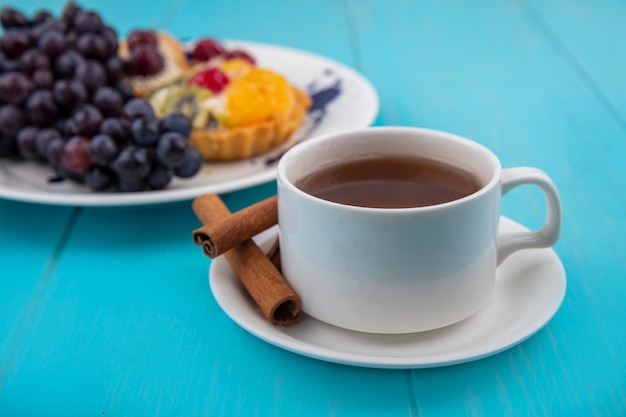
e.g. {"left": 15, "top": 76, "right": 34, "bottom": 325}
{"left": 0, "top": 40, "right": 379, "bottom": 207}
{"left": 208, "top": 216, "right": 567, "bottom": 369}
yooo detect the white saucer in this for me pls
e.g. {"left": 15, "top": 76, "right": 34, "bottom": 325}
{"left": 208, "top": 217, "right": 566, "bottom": 368}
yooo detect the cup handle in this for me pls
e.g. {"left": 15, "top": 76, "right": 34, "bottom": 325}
{"left": 497, "top": 167, "right": 562, "bottom": 265}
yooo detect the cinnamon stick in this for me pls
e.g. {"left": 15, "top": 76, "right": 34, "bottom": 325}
{"left": 192, "top": 194, "right": 301, "bottom": 325}
{"left": 192, "top": 196, "right": 278, "bottom": 258}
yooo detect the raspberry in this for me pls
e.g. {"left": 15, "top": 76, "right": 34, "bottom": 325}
{"left": 187, "top": 67, "right": 229, "bottom": 93}
{"left": 224, "top": 49, "right": 255, "bottom": 65}
{"left": 191, "top": 38, "right": 225, "bottom": 61}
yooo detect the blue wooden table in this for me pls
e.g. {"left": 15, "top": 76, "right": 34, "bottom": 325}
{"left": 1, "top": 0, "right": 625, "bottom": 415}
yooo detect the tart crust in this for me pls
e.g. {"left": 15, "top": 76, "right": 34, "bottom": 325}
{"left": 188, "top": 86, "right": 311, "bottom": 161}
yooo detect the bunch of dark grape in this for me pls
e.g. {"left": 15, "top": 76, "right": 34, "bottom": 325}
{"left": 0, "top": 2, "right": 202, "bottom": 192}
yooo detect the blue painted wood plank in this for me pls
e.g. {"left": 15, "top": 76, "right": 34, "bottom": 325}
{"left": 0, "top": 202, "right": 75, "bottom": 384}
{"left": 527, "top": 0, "right": 626, "bottom": 123}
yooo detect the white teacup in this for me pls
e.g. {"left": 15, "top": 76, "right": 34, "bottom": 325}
{"left": 277, "top": 127, "right": 561, "bottom": 334}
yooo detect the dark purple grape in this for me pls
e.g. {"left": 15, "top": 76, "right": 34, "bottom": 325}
{"left": 45, "top": 136, "right": 66, "bottom": 167}
{"left": 19, "top": 49, "right": 51, "bottom": 74}
{"left": 88, "top": 133, "right": 119, "bottom": 165}
{"left": 0, "top": 29, "right": 30, "bottom": 57}
{"left": 111, "top": 146, "right": 151, "bottom": 180}
{"left": 75, "top": 33, "right": 109, "bottom": 61}
{"left": 84, "top": 165, "right": 115, "bottom": 191}
{"left": 0, "top": 53, "right": 20, "bottom": 72}
{"left": 72, "top": 10, "right": 103, "bottom": 34}
{"left": 0, "top": 7, "right": 28, "bottom": 29}
{"left": 121, "top": 98, "right": 155, "bottom": 128}
{"left": 92, "top": 86, "right": 122, "bottom": 117}
{"left": 61, "top": 2, "right": 83, "bottom": 24}
{"left": 146, "top": 164, "right": 173, "bottom": 190}
{"left": 174, "top": 147, "right": 202, "bottom": 178}
{"left": 131, "top": 116, "right": 160, "bottom": 146}
{"left": 0, "top": 104, "right": 27, "bottom": 136}
{"left": 25, "top": 89, "right": 59, "bottom": 125}
{"left": 117, "top": 177, "right": 145, "bottom": 192}
{"left": 54, "top": 49, "right": 85, "bottom": 78}
{"left": 60, "top": 118, "right": 77, "bottom": 137}
{"left": 114, "top": 81, "right": 134, "bottom": 102}
{"left": 61, "top": 135, "right": 92, "bottom": 173}
{"left": 156, "top": 132, "right": 187, "bottom": 168}
{"left": 32, "top": 69, "right": 55, "bottom": 90}
{"left": 35, "top": 128, "right": 63, "bottom": 159}
{"left": 53, "top": 79, "right": 88, "bottom": 109}
{"left": 0, "top": 134, "right": 18, "bottom": 157}
{"left": 126, "top": 45, "right": 164, "bottom": 76}
{"left": 0, "top": 2, "right": 199, "bottom": 191}
{"left": 31, "top": 10, "right": 54, "bottom": 26}
{"left": 100, "top": 25, "right": 118, "bottom": 56}
{"left": 74, "top": 59, "right": 106, "bottom": 92}
{"left": 38, "top": 29, "right": 68, "bottom": 59}
{"left": 105, "top": 56, "right": 125, "bottom": 83}
{"left": 16, "top": 126, "right": 41, "bottom": 160}
{"left": 160, "top": 112, "right": 192, "bottom": 138}
{"left": 29, "top": 19, "right": 63, "bottom": 44}
{"left": 0, "top": 72, "right": 33, "bottom": 105}
{"left": 69, "top": 104, "right": 103, "bottom": 137}
{"left": 100, "top": 117, "right": 129, "bottom": 145}
{"left": 55, "top": 163, "right": 85, "bottom": 182}
{"left": 64, "top": 31, "right": 78, "bottom": 48}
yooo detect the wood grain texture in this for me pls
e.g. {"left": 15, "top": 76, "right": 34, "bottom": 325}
{"left": 0, "top": 202, "right": 76, "bottom": 387}
{"left": 1, "top": 0, "right": 625, "bottom": 416}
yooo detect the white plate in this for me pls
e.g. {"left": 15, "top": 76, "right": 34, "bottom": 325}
{"left": 0, "top": 41, "right": 379, "bottom": 206}
{"left": 209, "top": 217, "right": 567, "bottom": 369}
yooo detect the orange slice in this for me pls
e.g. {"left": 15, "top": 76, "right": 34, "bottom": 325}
{"left": 223, "top": 68, "right": 294, "bottom": 127}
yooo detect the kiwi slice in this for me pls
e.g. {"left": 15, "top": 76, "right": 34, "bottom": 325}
{"left": 148, "top": 84, "right": 213, "bottom": 128}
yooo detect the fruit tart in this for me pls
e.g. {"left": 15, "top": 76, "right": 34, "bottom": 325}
{"left": 148, "top": 42, "right": 311, "bottom": 161}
